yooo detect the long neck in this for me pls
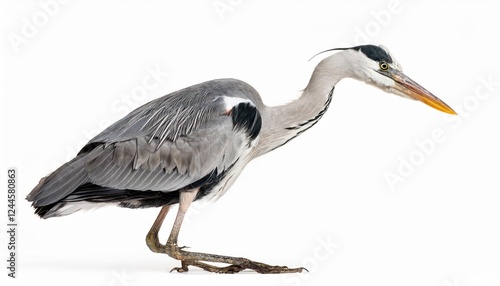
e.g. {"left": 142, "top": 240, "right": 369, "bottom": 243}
{"left": 254, "top": 55, "right": 349, "bottom": 158}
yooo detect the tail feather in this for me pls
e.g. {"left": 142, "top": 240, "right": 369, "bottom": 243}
{"left": 27, "top": 154, "right": 89, "bottom": 208}
{"left": 27, "top": 148, "right": 184, "bottom": 219}
{"left": 31, "top": 183, "right": 181, "bottom": 219}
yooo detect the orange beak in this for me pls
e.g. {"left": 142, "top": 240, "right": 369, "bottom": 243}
{"left": 384, "top": 68, "right": 457, "bottom": 115}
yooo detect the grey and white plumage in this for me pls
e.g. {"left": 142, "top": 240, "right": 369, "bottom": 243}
{"left": 28, "top": 79, "right": 263, "bottom": 217}
{"left": 27, "top": 45, "right": 456, "bottom": 219}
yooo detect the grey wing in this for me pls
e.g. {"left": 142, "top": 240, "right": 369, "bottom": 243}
{"left": 81, "top": 79, "right": 262, "bottom": 192}
{"left": 84, "top": 78, "right": 263, "bottom": 149}
{"left": 28, "top": 79, "right": 262, "bottom": 208}
{"left": 84, "top": 115, "right": 250, "bottom": 193}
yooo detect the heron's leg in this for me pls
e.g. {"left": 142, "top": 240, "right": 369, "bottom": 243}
{"left": 146, "top": 205, "right": 171, "bottom": 253}
{"left": 164, "top": 189, "right": 306, "bottom": 274}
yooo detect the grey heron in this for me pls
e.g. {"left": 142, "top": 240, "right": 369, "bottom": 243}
{"left": 27, "top": 45, "right": 456, "bottom": 274}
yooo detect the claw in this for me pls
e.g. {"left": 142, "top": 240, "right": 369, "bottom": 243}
{"left": 169, "top": 267, "right": 185, "bottom": 273}
{"left": 170, "top": 261, "right": 189, "bottom": 273}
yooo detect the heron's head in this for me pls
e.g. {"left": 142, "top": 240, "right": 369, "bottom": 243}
{"left": 316, "top": 44, "right": 457, "bottom": 115}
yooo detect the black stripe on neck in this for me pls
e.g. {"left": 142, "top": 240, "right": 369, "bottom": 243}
{"left": 272, "top": 86, "right": 335, "bottom": 151}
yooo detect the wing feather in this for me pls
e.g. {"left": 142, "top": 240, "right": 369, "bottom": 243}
{"left": 29, "top": 79, "right": 263, "bottom": 210}
{"left": 84, "top": 114, "right": 255, "bottom": 193}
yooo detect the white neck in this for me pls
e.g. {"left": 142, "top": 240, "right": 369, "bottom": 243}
{"left": 254, "top": 53, "right": 351, "bottom": 158}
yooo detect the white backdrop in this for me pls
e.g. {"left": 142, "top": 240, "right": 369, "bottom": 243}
{"left": 2, "top": 1, "right": 500, "bottom": 286}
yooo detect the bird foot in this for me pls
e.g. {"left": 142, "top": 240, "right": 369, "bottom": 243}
{"left": 176, "top": 260, "right": 306, "bottom": 274}
{"left": 170, "top": 260, "right": 245, "bottom": 274}
{"left": 165, "top": 243, "right": 306, "bottom": 274}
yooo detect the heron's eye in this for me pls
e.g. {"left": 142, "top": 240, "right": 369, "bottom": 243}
{"left": 379, "top": 62, "right": 389, "bottom": 70}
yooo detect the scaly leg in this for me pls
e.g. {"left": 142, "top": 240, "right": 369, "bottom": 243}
{"left": 164, "top": 189, "right": 306, "bottom": 274}
{"left": 145, "top": 205, "right": 171, "bottom": 253}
